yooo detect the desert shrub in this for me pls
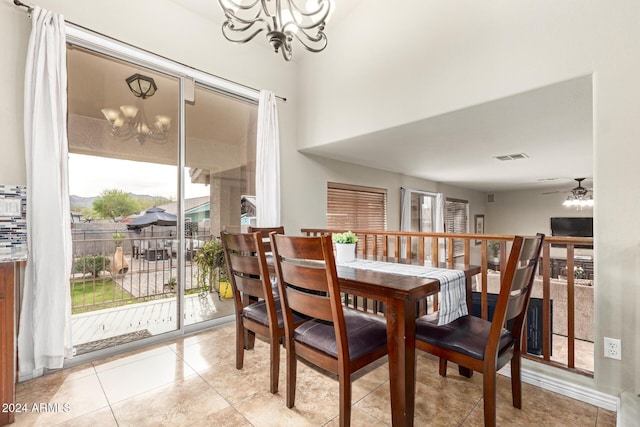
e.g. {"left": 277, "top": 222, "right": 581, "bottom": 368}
{"left": 74, "top": 255, "right": 111, "bottom": 278}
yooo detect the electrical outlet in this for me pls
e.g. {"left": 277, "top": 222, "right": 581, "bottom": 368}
{"left": 604, "top": 337, "right": 622, "bottom": 360}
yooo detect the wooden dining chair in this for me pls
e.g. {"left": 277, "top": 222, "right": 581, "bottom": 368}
{"left": 415, "top": 233, "right": 544, "bottom": 427}
{"left": 270, "top": 233, "right": 388, "bottom": 427}
{"left": 220, "top": 231, "right": 304, "bottom": 394}
{"left": 247, "top": 226, "right": 285, "bottom": 252}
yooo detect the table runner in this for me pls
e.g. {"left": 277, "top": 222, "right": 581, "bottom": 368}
{"left": 336, "top": 259, "right": 468, "bottom": 325}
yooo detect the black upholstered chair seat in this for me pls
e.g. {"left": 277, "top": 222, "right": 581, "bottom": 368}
{"left": 243, "top": 298, "right": 305, "bottom": 329}
{"left": 416, "top": 314, "right": 514, "bottom": 360}
{"left": 294, "top": 309, "right": 387, "bottom": 360}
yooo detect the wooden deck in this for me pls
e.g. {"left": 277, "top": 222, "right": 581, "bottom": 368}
{"left": 71, "top": 292, "right": 235, "bottom": 348}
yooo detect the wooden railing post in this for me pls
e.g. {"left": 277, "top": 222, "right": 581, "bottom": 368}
{"left": 299, "top": 228, "right": 594, "bottom": 376}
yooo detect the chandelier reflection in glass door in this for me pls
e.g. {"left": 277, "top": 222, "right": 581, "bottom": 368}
{"left": 101, "top": 73, "right": 171, "bottom": 144}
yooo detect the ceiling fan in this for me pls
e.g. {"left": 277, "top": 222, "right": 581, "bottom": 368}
{"left": 542, "top": 178, "right": 592, "bottom": 195}
{"left": 543, "top": 178, "right": 593, "bottom": 208}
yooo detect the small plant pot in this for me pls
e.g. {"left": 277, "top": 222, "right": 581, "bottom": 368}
{"left": 335, "top": 243, "right": 356, "bottom": 263}
{"left": 219, "top": 281, "right": 233, "bottom": 299}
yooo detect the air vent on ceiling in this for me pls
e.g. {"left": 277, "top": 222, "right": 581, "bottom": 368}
{"left": 494, "top": 153, "right": 529, "bottom": 161}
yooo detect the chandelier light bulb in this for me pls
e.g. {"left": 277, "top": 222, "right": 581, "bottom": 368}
{"left": 101, "top": 73, "right": 170, "bottom": 144}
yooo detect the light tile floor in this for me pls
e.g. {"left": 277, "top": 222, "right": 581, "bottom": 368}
{"left": 13, "top": 323, "right": 615, "bottom": 426}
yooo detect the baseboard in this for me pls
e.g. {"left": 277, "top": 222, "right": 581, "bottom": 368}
{"left": 499, "top": 366, "right": 619, "bottom": 411}
{"left": 618, "top": 392, "right": 639, "bottom": 427}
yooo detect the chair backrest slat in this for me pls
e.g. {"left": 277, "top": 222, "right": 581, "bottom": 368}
{"left": 509, "top": 265, "right": 535, "bottom": 293}
{"left": 233, "top": 275, "right": 265, "bottom": 298}
{"left": 286, "top": 287, "right": 334, "bottom": 322}
{"left": 505, "top": 292, "right": 528, "bottom": 321}
{"left": 281, "top": 262, "right": 329, "bottom": 293}
{"left": 221, "top": 230, "right": 276, "bottom": 322}
{"left": 248, "top": 226, "right": 285, "bottom": 252}
{"left": 489, "top": 234, "right": 544, "bottom": 349}
{"left": 229, "top": 252, "right": 262, "bottom": 277}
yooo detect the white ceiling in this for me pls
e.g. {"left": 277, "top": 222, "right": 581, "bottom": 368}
{"left": 75, "top": 0, "right": 594, "bottom": 194}
{"left": 302, "top": 75, "right": 593, "bottom": 192}
{"left": 169, "top": 1, "right": 593, "bottom": 193}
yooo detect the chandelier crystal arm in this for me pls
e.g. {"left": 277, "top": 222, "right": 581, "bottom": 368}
{"left": 222, "top": 7, "right": 266, "bottom": 27}
{"left": 223, "top": 0, "right": 261, "bottom": 11}
{"left": 222, "top": 21, "right": 269, "bottom": 44}
{"left": 288, "top": 0, "right": 331, "bottom": 29}
{"left": 288, "top": 28, "right": 327, "bottom": 52}
{"left": 217, "top": 0, "right": 331, "bottom": 61}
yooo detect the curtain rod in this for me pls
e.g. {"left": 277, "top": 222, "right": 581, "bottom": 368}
{"left": 13, "top": 0, "right": 33, "bottom": 10}
{"left": 12, "top": 0, "right": 287, "bottom": 102}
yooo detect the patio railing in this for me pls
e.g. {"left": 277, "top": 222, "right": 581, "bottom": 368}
{"left": 70, "top": 235, "right": 216, "bottom": 313}
{"left": 301, "top": 228, "right": 595, "bottom": 376}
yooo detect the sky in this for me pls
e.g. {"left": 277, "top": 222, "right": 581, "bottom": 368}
{"left": 68, "top": 153, "right": 210, "bottom": 200}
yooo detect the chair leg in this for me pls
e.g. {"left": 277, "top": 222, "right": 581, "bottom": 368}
{"left": 459, "top": 366, "right": 473, "bottom": 378}
{"left": 483, "top": 369, "right": 498, "bottom": 427}
{"left": 439, "top": 358, "right": 448, "bottom": 376}
{"left": 236, "top": 322, "right": 245, "bottom": 370}
{"left": 245, "top": 329, "right": 256, "bottom": 350}
{"left": 339, "top": 372, "right": 352, "bottom": 427}
{"left": 269, "top": 337, "right": 280, "bottom": 394}
{"left": 286, "top": 340, "right": 297, "bottom": 408}
{"left": 511, "top": 352, "right": 522, "bottom": 409}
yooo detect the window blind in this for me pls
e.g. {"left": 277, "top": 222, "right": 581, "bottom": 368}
{"left": 327, "top": 183, "right": 387, "bottom": 230}
{"left": 445, "top": 198, "right": 469, "bottom": 257}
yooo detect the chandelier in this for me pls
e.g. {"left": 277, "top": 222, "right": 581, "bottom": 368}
{"left": 217, "top": 0, "right": 332, "bottom": 61}
{"left": 101, "top": 73, "right": 171, "bottom": 145}
{"left": 562, "top": 178, "right": 594, "bottom": 209}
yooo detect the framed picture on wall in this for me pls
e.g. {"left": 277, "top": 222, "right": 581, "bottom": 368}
{"left": 474, "top": 214, "right": 485, "bottom": 245}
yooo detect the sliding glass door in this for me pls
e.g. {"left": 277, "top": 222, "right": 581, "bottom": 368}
{"left": 182, "top": 84, "right": 257, "bottom": 327}
{"left": 65, "top": 38, "right": 259, "bottom": 355}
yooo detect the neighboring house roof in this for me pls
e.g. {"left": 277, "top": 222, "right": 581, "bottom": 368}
{"left": 186, "top": 203, "right": 209, "bottom": 215}
{"left": 157, "top": 196, "right": 209, "bottom": 216}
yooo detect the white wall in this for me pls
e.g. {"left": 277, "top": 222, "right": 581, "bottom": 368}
{"left": 280, "top": 152, "right": 486, "bottom": 234}
{"left": 0, "top": 3, "right": 28, "bottom": 184}
{"left": 294, "top": 0, "right": 639, "bottom": 397}
{"left": 486, "top": 189, "right": 593, "bottom": 237}
{"left": 297, "top": 0, "right": 593, "bottom": 149}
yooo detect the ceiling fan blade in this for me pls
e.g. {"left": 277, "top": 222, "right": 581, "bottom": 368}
{"left": 541, "top": 189, "right": 568, "bottom": 195}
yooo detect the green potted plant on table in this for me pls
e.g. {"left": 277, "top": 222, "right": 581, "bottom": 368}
{"left": 193, "top": 238, "right": 231, "bottom": 299}
{"left": 332, "top": 231, "right": 359, "bottom": 263}
{"left": 488, "top": 240, "right": 500, "bottom": 264}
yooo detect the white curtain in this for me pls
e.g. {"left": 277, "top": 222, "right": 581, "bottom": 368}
{"left": 400, "top": 188, "right": 445, "bottom": 260}
{"left": 18, "top": 6, "right": 73, "bottom": 380}
{"left": 399, "top": 188, "right": 412, "bottom": 256}
{"left": 435, "top": 192, "right": 446, "bottom": 261}
{"left": 256, "top": 90, "right": 281, "bottom": 227}
{"left": 399, "top": 187, "right": 412, "bottom": 232}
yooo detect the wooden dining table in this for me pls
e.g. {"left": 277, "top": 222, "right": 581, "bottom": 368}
{"left": 334, "top": 259, "right": 480, "bottom": 427}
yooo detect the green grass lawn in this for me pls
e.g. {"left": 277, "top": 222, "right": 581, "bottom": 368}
{"left": 70, "top": 278, "right": 135, "bottom": 314}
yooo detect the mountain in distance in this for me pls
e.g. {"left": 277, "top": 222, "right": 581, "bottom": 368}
{"left": 70, "top": 193, "right": 166, "bottom": 209}
{"left": 70, "top": 195, "right": 96, "bottom": 209}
